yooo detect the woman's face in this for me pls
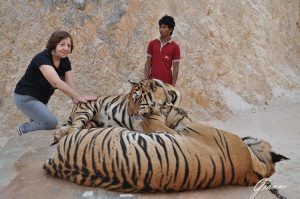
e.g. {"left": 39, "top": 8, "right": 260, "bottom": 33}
{"left": 53, "top": 37, "right": 72, "bottom": 58}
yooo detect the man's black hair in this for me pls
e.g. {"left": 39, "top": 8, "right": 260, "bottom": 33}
{"left": 159, "top": 15, "right": 175, "bottom": 36}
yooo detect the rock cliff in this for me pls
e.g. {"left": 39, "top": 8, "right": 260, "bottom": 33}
{"left": 0, "top": 0, "right": 299, "bottom": 139}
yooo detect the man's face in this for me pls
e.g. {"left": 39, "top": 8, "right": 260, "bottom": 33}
{"left": 159, "top": 24, "right": 172, "bottom": 37}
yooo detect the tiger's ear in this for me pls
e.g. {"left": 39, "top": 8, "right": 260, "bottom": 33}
{"left": 270, "top": 151, "right": 289, "bottom": 163}
{"left": 128, "top": 80, "right": 138, "bottom": 86}
{"left": 132, "top": 91, "right": 141, "bottom": 102}
{"left": 127, "top": 93, "right": 138, "bottom": 116}
{"left": 145, "top": 81, "right": 156, "bottom": 92}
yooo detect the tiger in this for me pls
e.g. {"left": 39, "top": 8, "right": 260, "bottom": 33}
{"left": 44, "top": 105, "right": 288, "bottom": 193}
{"left": 51, "top": 79, "right": 182, "bottom": 145}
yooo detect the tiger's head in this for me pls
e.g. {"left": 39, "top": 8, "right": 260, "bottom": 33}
{"left": 242, "top": 136, "right": 289, "bottom": 178}
{"left": 153, "top": 79, "right": 181, "bottom": 106}
{"left": 127, "top": 80, "right": 157, "bottom": 117}
{"left": 137, "top": 79, "right": 182, "bottom": 114}
{"left": 127, "top": 79, "right": 182, "bottom": 118}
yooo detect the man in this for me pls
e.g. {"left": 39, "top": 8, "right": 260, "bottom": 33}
{"left": 144, "top": 15, "right": 181, "bottom": 86}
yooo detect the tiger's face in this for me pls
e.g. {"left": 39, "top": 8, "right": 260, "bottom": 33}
{"left": 142, "top": 79, "right": 182, "bottom": 114}
{"left": 242, "top": 136, "right": 289, "bottom": 177}
{"left": 127, "top": 79, "right": 182, "bottom": 117}
{"left": 128, "top": 82, "right": 156, "bottom": 117}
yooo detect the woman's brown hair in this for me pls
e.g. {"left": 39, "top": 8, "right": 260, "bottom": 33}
{"left": 46, "top": 31, "right": 74, "bottom": 53}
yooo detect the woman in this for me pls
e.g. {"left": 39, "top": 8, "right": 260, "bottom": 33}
{"left": 14, "top": 31, "right": 96, "bottom": 135}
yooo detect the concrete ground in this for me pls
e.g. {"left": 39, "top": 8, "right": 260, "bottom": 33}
{"left": 0, "top": 98, "right": 299, "bottom": 199}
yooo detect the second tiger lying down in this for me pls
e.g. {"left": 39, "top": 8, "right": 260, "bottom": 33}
{"left": 44, "top": 107, "right": 288, "bottom": 192}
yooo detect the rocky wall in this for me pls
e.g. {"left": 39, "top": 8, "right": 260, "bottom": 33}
{"left": 0, "top": 0, "right": 299, "bottom": 137}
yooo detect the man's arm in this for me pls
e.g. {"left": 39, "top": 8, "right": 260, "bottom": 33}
{"left": 144, "top": 56, "right": 152, "bottom": 79}
{"left": 172, "top": 61, "right": 179, "bottom": 86}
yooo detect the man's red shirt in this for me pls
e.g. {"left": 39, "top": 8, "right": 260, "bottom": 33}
{"left": 147, "top": 37, "right": 180, "bottom": 84}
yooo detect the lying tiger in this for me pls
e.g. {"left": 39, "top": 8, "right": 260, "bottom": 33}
{"left": 44, "top": 104, "right": 288, "bottom": 192}
{"left": 51, "top": 79, "right": 182, "bottom": 145}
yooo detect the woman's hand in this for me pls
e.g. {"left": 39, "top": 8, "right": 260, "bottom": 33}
{"left": 72, "top": 95, "right": 97, "bottom": 104}
{"left": 84, "top": 95, "right": 97, "bottom": 101}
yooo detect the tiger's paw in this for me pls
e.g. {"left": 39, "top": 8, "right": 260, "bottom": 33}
{"left": 51, "top": 128, "right": 69, "bottom": 146}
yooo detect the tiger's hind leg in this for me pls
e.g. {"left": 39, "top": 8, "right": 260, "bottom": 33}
{"left": 51, "top": 100, "right": 100, "bottom": 146}
{"left": 50, "top": 121, "right": 97, "bottom": 146}
{"left": 51, "top": 120, "right": 100, "bottom": 146}
{"left": 83, "top": 120, "right": 99, "bottom": 129}
{"left": 66, "top": 101, "right": 99, "bottom": 131}
{"left": 64, "top": 117, "right": 99, "bottom": 139}
{"left": 51, "top": 121, "right": 72, "bottom": 146}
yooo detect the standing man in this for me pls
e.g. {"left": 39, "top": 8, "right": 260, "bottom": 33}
{"left": 144, "top": 15, "right": 181, "bottom": 86}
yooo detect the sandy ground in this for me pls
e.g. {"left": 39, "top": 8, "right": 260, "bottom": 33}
{"left": 0, "top": 96, "right": 299, "bottom": 199}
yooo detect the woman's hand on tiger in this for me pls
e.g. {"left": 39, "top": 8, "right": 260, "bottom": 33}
{"left": 84, "top": 95, "right": 97, "bottom": 101}
{"left": 73, "top": 95, "right": 97, "bottom": 104}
